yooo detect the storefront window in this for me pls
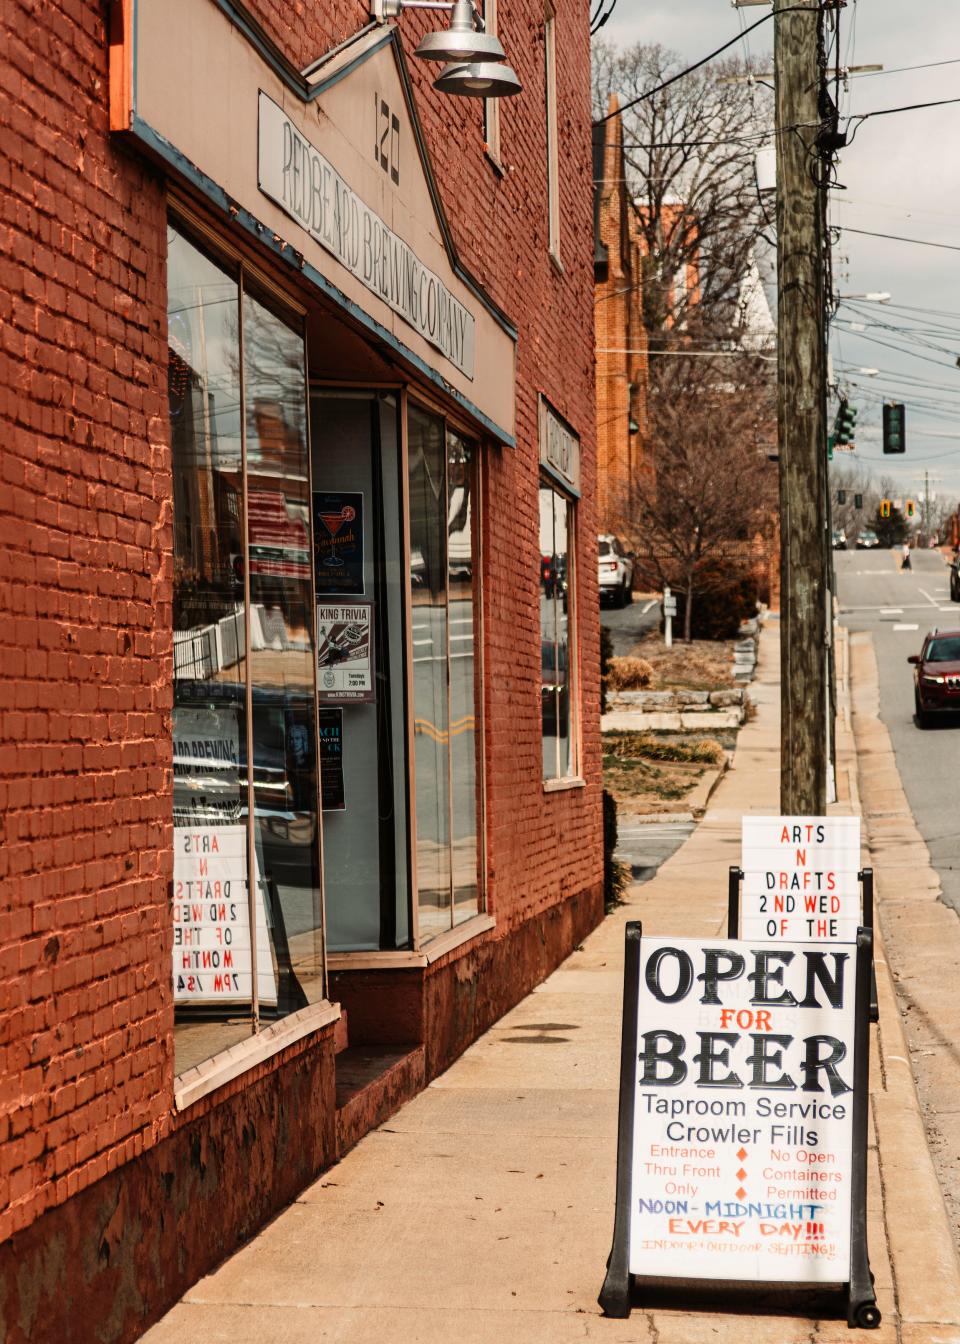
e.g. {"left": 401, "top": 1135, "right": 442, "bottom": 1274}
{"left": 311, "top": 391, "right": 410, "bottom": 952}
{"left": 243, "top": 288, "right": 324, "bottom": 1011}
{"left": 169, "top": 219, "right": 324, "bottom": 1076}
{"left": 539, "top": 481, "right": 577, "bottom": 780}
{"left": 408, "top": 405, "right": 481, "bottom": 940}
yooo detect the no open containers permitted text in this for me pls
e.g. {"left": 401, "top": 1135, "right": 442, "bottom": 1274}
{"left": 599, "top": 924, "right": 880, "bottom": 1328}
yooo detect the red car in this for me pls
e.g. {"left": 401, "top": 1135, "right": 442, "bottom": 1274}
{"left": 908, "top": 629, "right": 960, "bottom": 726}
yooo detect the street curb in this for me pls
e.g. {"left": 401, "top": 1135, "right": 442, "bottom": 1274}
{"left": 835, "top": 625, "right": 960, "bottom": 1327}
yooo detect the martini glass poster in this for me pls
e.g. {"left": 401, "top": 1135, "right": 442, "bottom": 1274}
{"left": 313, "top": 492, "right": 364, "bottom": 595}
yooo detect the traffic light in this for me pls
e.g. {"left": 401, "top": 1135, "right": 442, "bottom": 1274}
{"left": 837, "top": 489, "right": 847, "bottom": 505}
{"left": 883, "top": 402, "right": 906, "bottom": 453}
{"left": 854, "top": 493, "right": 863, "bottom": 509}
{"left": 835, "top": 398, "right": 858, "bottom": 446}
{"left": 906, "top": 499, "right": 916, "bottom": 519}
{"left": 880, "top": 499, "right": 891, "bottom": 518}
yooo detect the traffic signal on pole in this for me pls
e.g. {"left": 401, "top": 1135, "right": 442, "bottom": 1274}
{"left": 883, "top": 402, "right": 906, "bottom": 454}
{"left": 880, "top": 499, "right": 891, "bottom": 518}
{"left": 837, "top": 489, "right": 846, "bottom": 505}
{"left": 854, "top": 493, "right": 863, "bottom": 509}
{"left": 906, "top": 499, "right": 916, "bottom": 519}
{"left": 834, "top": 398, "right": 858, "bottom": 447}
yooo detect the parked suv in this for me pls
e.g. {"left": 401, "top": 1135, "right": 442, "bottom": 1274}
{"left": 908, "top": 628, "right": 960, "bottom": 726}
{"left": 598, "top": 535, "right": 634, "bottom": 608}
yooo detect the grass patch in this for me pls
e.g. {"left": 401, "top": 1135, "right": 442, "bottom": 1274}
{"left": 627, "top": 631, "right": 735, "bottom": 690}
{"left": 604, "top": 732, "right": 726, "bottom": 765}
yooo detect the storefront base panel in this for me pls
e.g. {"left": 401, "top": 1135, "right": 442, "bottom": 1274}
{"left": 330, "top": 881, "right": 604, "bottom": 1083}
{"left": 0, "top": 1030, "right": 338, "bottom": 1344}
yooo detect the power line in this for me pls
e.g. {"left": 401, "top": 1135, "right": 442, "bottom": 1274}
{"left": 853, "top": 57, "right": 960, "bottom": 79}
{"left": 835, "top": 225, "right": 960, "bottom": 253}
{"left": 591, "top": 5, "right": 815, "bottom": 126}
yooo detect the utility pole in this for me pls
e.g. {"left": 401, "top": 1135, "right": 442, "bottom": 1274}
{"left": 775, "top": 2, "right": 829, "bottom": 814}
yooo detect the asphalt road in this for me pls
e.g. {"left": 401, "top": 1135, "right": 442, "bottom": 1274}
{"left": 601, "top": 590, "right": 662, "bottom": 657}
{"left": 836, "top": 546, "right": 960, "bottom": 913}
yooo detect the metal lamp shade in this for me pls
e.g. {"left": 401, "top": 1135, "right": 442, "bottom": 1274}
{"left": 434, "top": 61, "right": 522, "bottom": 97}
{"left": 415, "top": 27, "right": 507, "bottom": 63}
{"left": 414, "top": 1, "right": 506, "bottom": 64}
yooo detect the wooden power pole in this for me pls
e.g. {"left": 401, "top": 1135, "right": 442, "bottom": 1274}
{"left": 775, "top": 3, "right": 828, "bottom": 814}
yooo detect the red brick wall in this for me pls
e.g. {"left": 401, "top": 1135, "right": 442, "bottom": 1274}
{"left": 0, "top": 0, "right": 599, "bottom": 1250}
{"left": 593, "top": 105, "right": 650, "bottom": 539}
{"left": 0, "top": 0, "right": 173, "bottom": 1243}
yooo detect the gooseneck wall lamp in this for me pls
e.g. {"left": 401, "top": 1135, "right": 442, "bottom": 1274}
{"left": 370, "top": 0, "right": 522, "bottom": 97}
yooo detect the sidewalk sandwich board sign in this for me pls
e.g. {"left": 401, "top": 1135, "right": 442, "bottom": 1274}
{"left": 599, "top": 923, "right": 880, "bottom": 1329}
{"left": 739, "top": 816, "right": 861, "bottom": 942}
{"left": 730, "top": 816, "right": 877, "bottom": 1023}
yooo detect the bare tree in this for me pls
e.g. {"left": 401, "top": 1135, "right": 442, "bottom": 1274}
{"left": 624, "top": 345, "right": 777, "bottom": 640}
{"left": 593, "top": 40, "right": 773, "bottom": 345}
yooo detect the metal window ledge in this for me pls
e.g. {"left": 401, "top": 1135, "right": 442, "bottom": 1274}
{"left": 174, "top": 999, "right": 341, "bottom": 1111}
{"left": 326, "top": 913, "right": 496, "bottom": 972}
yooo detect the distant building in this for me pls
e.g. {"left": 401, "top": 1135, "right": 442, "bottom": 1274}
{"left": 593, "top": 97, "right": 651, "bottom": 537}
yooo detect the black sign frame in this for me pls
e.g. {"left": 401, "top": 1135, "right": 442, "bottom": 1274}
{"left": 728, "top": 866, "right": 878, "bottom": 1023}
{"left": 599, "top": 922, "right": 881, "bottom": 1329}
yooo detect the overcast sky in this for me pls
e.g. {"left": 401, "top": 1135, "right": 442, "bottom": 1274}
{"left": 599, "top": 0, "right": 960, "bottom": 507}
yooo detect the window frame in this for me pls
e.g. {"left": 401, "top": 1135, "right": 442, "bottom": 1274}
{"left": 168, "top": 206, "right": 336, "bottom": 1105}
{"left": 404, "top": 395, "right": 487, "bottom": 946}
{"left": 544, "top": 1, "right": 561, "bottom": 266}
{"left": 483, "top": 0, "right": 503, "bottom": 173}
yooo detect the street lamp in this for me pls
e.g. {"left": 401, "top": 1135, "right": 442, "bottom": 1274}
{"left": 836, "top": 292, "right": 891, "bottom": 303}
{"left": 370, "top": 0, "right": 522, "bottom": 97}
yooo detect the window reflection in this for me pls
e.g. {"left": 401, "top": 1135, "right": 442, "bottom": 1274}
{"left": 407, "top": 408, "right": 481, "bottom": 939}
{"left": 170, "top": 225, "right": 254, "bottom": 1072}
{"left": 169, "top": 221, "right": 324, "bottom": 1076}
{"left": 408, "top": 406, "right": 452, "bottom": 938}
{"left": 243, "top": 289, "right": 324, "bottom": 1012}
{"left": 447, "top": 430, "right": 478, "bottom": 923}
{"left": 540, "top": 481, "right": 576, "bottom": 780}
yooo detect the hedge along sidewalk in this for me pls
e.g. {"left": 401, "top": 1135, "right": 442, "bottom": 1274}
{"left": 839, "top": 624, "right": 960, "bottom": 1326}
{"left": 142, "top": 619, "right": 955, "bottom": 1344}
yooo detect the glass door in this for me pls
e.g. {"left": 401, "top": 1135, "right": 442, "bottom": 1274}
{"left": 310, "top": 391, "right": 411, "bottom": 951}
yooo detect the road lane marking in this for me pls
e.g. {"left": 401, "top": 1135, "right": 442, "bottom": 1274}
{"left": 880, "top": 608, "right": 903, "bottom": 615}
{"left": 841, "top": 603, "right": 944, "bottom": 612}
{"left": 919, "top": 588, "right": 940, "bottom": 606}
{"left": 893, "top": 623, "right": 919, "bottom": 631}
{"left": 641, "top": 599, "right": 657, "bottom": 614}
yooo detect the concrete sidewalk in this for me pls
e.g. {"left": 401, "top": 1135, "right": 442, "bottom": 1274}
{"left": 143, "top": 627, "right": 960, "bottom": 1344}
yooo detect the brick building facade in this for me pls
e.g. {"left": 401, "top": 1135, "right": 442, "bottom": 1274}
{"left": 592, "top": 97, "right": 650, "bottom": 538}
{"left": 0, "top": 3, "right": 600, "bottom": 1339}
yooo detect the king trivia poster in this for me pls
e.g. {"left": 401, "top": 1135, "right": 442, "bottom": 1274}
{"left": 629, "top": 936, "right": 856, "bottom": 1283}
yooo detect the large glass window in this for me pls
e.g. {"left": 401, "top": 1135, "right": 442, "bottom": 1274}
{"left": 539, "top": 480, "right": 577, "bottom": 780}
{"left": 169, "top": 220, "right": 323, "bottom": 1076}
{"left": 408, "top": 405, "right": 481, "bottom": 940}
{"left": 310, "top": 392, "right": 410, "bottom": 952}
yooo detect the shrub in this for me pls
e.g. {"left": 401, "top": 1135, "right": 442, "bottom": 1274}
{"left": 606, "top": 656, "right": 654, "bottom": 691}
{"left": 603, "top": 789, "right": 630, "bottom": 912}
{"left": 600, "top": 624, "right": 614, "bottom": 715}
{"left": 670, "top": 559, "right": 761, "bottom": 641}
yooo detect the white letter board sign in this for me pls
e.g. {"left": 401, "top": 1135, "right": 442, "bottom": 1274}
{"left": 599, "top": 925, "right": 879, "bottom": 1327}
{"left": 741, "top": 816, "right": 861, "bottom": 942}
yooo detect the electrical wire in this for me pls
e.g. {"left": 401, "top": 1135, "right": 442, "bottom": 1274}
{"left": 835, "top": 225, "right": 960, "bottom": 254}
{"left": 853, "top": 57, "right": 960, "bottom": 79}
{"left": 591, "top": 6, "right": 817, "bottom": 126}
